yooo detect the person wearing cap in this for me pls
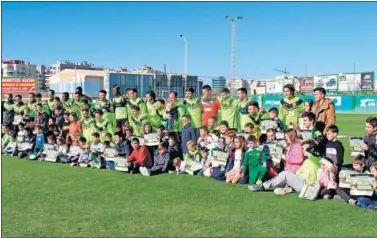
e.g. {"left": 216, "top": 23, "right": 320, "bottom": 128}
{"left": 278, "top": 84, "right": 304, "bottom": 130}
{"left": 111, "top": 85, "right": 128, "bottom": 128}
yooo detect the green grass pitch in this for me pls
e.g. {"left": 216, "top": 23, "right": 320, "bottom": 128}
{"left": 2, "top": 113, "right": 377, "bottom": 237}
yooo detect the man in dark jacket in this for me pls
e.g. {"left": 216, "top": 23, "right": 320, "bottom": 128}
{"left": 363, "top": 117, "right": 377, "bottom": 168}
{"left": 181, "top": 115, "right": 197, "bottom": 155}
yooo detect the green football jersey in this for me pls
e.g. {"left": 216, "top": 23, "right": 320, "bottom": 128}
{"left": 238, "top": 98, "right": 251, "bottom": 131}
{"left": 278, "top": 96, "right": 304, "bottom": 130}
{"left": 146, "top": 101, "right": 162, "bottom": 129}
{"left": 126, "top": 97, "right": 147, "bottom": 122}
{"left": 184, "top": 97, "right": 202, "bottom": 129}
{"left": 93, "top": 118, "right": 114, "bottom": 142}
{"left": 219, "top": 97, "right": 239, "bottom": 129}
{"left": 130, "top": 113, "right": 146, "bottom": 136}
{"left": 81, "top": 117, "right": 95, "bottom": 143}
{"left": 172, "top": 101, "right": 187, "bottom": 132}
{"left": 111, "top": 95, "right": 128, "bottom": 121}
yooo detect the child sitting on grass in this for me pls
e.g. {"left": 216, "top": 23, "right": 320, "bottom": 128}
{"left": 76, "top": 137, "right": 91, "bottom": 167}
{"left": 173, "top": 157, "right": 186, "bottom": 174}
{"left": 357, "top": 162, "right": 377, "bottom": 212}
{"left": 241, "top": 135, "right": 267, "bottom": 185}
{"left": 317, "top": 158, "right": 338, "bottom": 200}
{"left": 223, "top": 136, "right": 247, "bottom": 184}
{"left": 3, "top": 134, "right": 17, "bottom": 156}
{"left": 40, "top": 135, "right": 57, "bottom": 161}
{"left": 140, "top": 143, "right": 170, "bottom": 176}
{"left": 56, "top": 137, "right": 69, "bottom": 163}
{"left": 197, "top": 147, "right": 211, "bottom": 177}
{"left": 18, "top": 127, "right": 35, "bottom": 159}
{"left": 182, "top": 140, "right": 202, "bottom": 175}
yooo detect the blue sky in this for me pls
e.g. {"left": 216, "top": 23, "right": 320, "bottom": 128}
{"left": 2, "top": 1, "right": 377, "bottom": 82}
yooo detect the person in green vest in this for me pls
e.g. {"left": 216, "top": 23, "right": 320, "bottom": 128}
{"left": 62, "top": 92, "right": 73, "bottom": 112}
{"left": 67, "top": 92, "right": 82, "bottom": 119}
{"left": 1, "top": 124, "right": 12, "bottom": 150}
{"left": 13, "top": 95, "right": 26, "bottom": 126}
{"left": 184, "top": 87, "right": 202, "bottom": 129}
{"left": 168, "top": 91, "right": 187, "bottom": 132}
{"left": 80, "top": 108, "right": 95, "bottom": 144}
{"left": 94, "top": 90, "right": 115, "bottom": 128}
{"left": 126, "top": 88, "right": 147, "bottom": 123}
{"left": 156, "top": 99, "right": 167, "bottom": 127}
{"left": 43, "top": 89, "right": 56, "bottom": 112}
{"left": 145, "top": 90, "right": 162, "bottom": 130}
{"left": 279, "top": 84, "right": 304, "bottom": 130}
{"left": 248, "top": 102, "right": 269, "bottom": 136}
{"left": 36, "top": 93, "right": 51, "bottom": 116}
{"left": 2, "top": 93, "right": 14, "bottom": 127}
{"left": 93, "top": 110, "right": 114, "bottom": 142}
{"left": 219, "top": 88, "right": 239, "bottom": 130}
{"left": 111, "top": 85, "right": 128, "bottom": 128}
{"left": 27, "top": 93, "right": 37, "bottom": 117}
{"left": 237, "top": 87, "right": 253, "bottom": 131}
{"left": 130, "top": 105, "right": 147, "bottom": 137}
{"left": 75, "top": 86, "right": 92, "bottom": 102}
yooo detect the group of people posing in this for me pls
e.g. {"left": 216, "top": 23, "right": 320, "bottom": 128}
{"left": 1, "top": 84, "right": 377, "bottom": 212}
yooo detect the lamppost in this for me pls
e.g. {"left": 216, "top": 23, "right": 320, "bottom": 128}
{"left": 178, "top": 34, "right": 188, "bottom": 90}
{"left": 225, "top": 16, "right": 243, "bottom": 80}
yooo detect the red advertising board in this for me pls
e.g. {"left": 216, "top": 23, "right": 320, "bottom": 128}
{"left": 297, "top": 77, "right": 314, "bottom": 92}
{"left": 1, "top": 77, "right": 37, "bottom": 94}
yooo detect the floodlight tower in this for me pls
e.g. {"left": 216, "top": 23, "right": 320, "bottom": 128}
{"left": 226, "top": 15, "right": 243, "bottom": 80}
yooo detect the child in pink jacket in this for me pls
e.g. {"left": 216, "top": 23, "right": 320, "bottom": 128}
{"left": 284, "top": 129, "right": 304, "bottom": 173}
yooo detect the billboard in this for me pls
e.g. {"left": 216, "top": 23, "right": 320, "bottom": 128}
{"left": 262, "top": 95, "right": 283, "bottom": 110}
{"left": 297, "top": 77, "right": 314, "bottom": 92}
{"left": 360, "top": 72, "right": 374, "bottom": 91}
{"left": 313, "top": 75, "right": 338, "bottom": 92}
{"left": 1, "top": 77, "right": 37, "bottom": 94}
{"left": 354, "top": 96, "right": 377, "bottom": 113}
{"left": 266, "top": 79, "right": 295, "bottom": 94}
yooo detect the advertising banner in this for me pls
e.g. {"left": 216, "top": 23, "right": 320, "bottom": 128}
{"left": 313, "top": 75, "right": 338, "bottom": 92}
{"left": 1, "top": 77, "right": 37, "bottom": 94}
{"left": 262, "top": 95, "right": 283, "bottom": 110}
{"left": 338, "top": 74, "right": 361, "bottom": 92}
{"left": 266, "top": 80, "right": 284, "bottom": 94}
{"left": 354, "top": 95, "right": 377, "bottom": 113}
{"left": 360, "top": 72, "right": 374, "bottom": 91}
{"left": 297, "top": 77, "right": 314, "bottom": 92}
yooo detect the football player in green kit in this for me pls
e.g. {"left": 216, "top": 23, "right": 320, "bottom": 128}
{"left": 80, "top": 108, "right": 95, "bottom": 144}
{"left": 111, "top": 85, "right": 128, "bottom": 128}
{"left": 126, "top": 88, "right": 147, "bottom": 124}
{"left": 219, "top": 88, "right": 239, "bottom": 130}
{"left": 247, "top": 101, "right": 269, "bottom": 137}
{"left": 62, "top": 92, "right": 74, "bottom": 113}
{"left": 93, "top": 90, "right": 115, "bottom": 128}
{"left": 237, "top": 87, "right": 253, "bottom": 131}
{"left": 130, "top": 105, "right": 147, "bottom": 136}
{"left": 279, "top": 84, "right": 304, "bottom": 130}
{"left": 168, "top": 91, "right": 186, "bottom": 132}
{"left": 93, "top": 110, "right": 114, "bottom": 142}
{"left": 145, "top": 91, "right": 162, "bottom": 130}
{"left": 27, "top": 93, "right": 38, "bottom": 117}
{"left": 45, "top": 89, "right": 56, "bottom": 112}
{"left": 184, "top": 88, "right": 202, "bottom": 129}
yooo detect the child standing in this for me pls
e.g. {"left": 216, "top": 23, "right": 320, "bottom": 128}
{"left": 241, "top": 135, "right": 267, "bottom": 185}
{"left": 225, "top": 136, "right": 247, "bottom": 184}
{"left": 325, "top": 125, "right": 344, "bottom": 171}
{"left": 30, "top": 125, "right": 45, "bottom": 160}
{"left": 88, "top": 132, "right": 104, "bottom": 169}
{"left": 363, "top": 117, "right": 377, "bottom": 168}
